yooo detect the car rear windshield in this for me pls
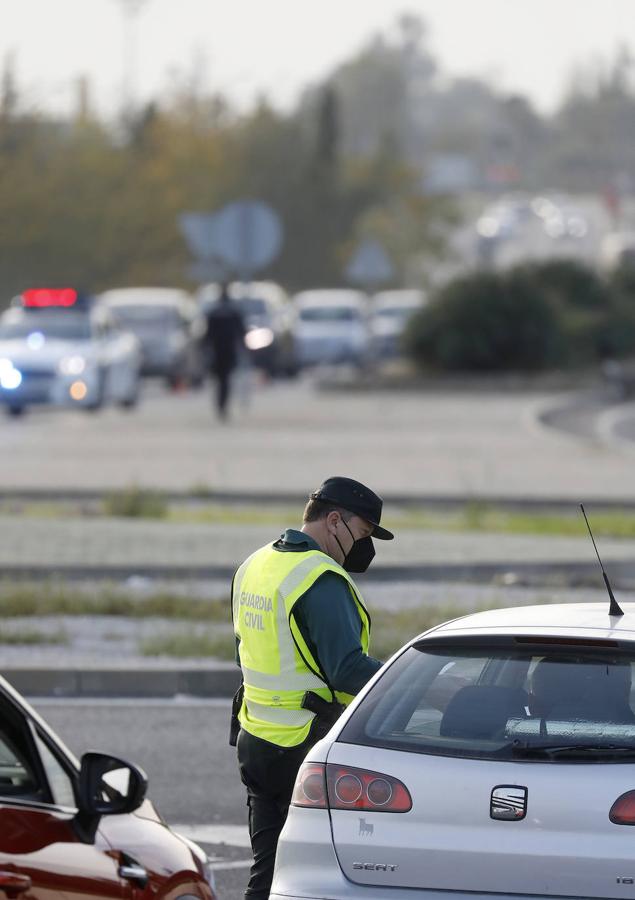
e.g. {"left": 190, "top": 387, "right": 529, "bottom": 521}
{"left": 375, "top": 306, "right": 416, "bottom": 320}
{"left": 299, "top": 306, "right": 359, "bottom": 322}
{"left": 237, "top": 298, "right": 267, "bottom": 316}
{"left": 111, "top": 306, "right": 180, "bottom": 327}
{"left": 339, "top": 637, "right": 635, "bottom": 761}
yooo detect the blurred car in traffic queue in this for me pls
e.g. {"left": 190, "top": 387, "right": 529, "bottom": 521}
{"left": 273, "top": 601, "right": 635, "bottom": 900}
{"left": 291, "top": 289, "right": 370, "bottom": 369}
{"left": 0, "top": 288, "right": 141, "bottom": 416}
{"left": 370, "top": 289, "right": 426, "bottom": 360}
{"left": 95, "top": 288, "right": 206, "bottom": 388}
{"left": 0, "top": 672, "right": 216, "bottom": 900}
{"left": 197, "top": 280, "right": 297, "bottom": 376}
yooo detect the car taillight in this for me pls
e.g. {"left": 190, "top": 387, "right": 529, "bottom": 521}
{"left": 610, "top": 791, "right": 635, "bottom": 825}
{"left": 327, "top": 763, "right": 412, "bottom": 813}
{"left": 291, "top": 762, "right": 328, "bottom": 808}
{"left": 292, "top": 762, "right": 412, "bottom": 813}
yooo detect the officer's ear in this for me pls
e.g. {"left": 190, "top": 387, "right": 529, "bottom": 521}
{"left": 325, "top": 510, "right": 341, "bottom": 534}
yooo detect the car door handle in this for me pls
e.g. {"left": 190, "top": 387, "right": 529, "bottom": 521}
{"left": 0, "top": 872, "right": 32, "bottom": 896}
{"left": 118, "top": 863, "right": 148, "bottom": 887}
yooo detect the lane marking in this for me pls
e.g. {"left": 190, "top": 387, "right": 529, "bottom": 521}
{"left": 209, "top": 859, "right": 252, "bottom": 872}
{"left": 172, "top": 823, "right": 251, "bottom": 848}
{"left": 31, "top": 697, "right": 232, "bottom": 708}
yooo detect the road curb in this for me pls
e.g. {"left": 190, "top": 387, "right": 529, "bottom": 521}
{"left": 2, "top": 666, "right": 242, "bottom": 699}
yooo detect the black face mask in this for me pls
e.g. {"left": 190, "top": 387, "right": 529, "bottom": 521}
{"left": 343, "top": 535, "right": 376, "bottom": 573}
{"left": 335, "top": 520, "right": 376, "bottom": 573}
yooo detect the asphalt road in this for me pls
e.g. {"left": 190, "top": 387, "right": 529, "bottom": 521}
{"left": 36, "top": 697, "right": 250, "bottom": 900}
{"left": 3, "top": 375, "right": 635, "bottom": 501}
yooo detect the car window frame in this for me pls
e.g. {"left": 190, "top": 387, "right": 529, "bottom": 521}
{"left": 0, "top": 687, "right": 79, "bottom": 814}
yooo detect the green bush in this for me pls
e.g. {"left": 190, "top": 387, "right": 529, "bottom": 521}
{"left": 514, "top": 260, "right": 615, "bottom": 363}
{"left": 404, "top": 269, "right": 562, "bottom": 372}
{"left": 405, "top": 258, "right": 634, "bottom": 372}
{"left": 103, "top": 487, "right": 168, "bottom": 519}
{"left": 603, "top": 263, "right": 635, "bottom": 358}
{"left": 521, "top": 258, "right": 609, "bottom": 310}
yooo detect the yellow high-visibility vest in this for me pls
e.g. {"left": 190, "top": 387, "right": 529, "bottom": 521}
{"left": 232, "top": 543, "right": 371, "bottom": 747}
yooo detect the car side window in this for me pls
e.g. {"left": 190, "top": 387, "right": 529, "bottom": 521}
{"left": 0, "top": 701, "right": 41, "bottom": 799}
{"left": 32, "top": 731, "right": 76, "bottom": 808}
{"left": 0, "top": 696, "right": 77, "bottom": 807}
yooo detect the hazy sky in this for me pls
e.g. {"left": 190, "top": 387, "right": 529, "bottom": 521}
{"left": 1, "top": 0, "right": 633, "bottom": 117}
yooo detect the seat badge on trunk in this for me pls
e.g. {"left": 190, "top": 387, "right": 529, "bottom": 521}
{"left": 491, "top": 785, "right": 528, "bottom": 821}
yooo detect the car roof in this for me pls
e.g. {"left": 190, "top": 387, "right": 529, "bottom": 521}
{"left": 197, "top": 281, "right": 288, "bottom": 307}
{"left": 294, "top": 289, "right": 368, "bottom": 308}
{"left": 419, "top": 602, "right": 635, "bottom": 643}
{"left": 97, "top": 288, "right": 192, "bottom": 307}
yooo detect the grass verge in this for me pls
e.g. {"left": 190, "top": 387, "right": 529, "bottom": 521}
{"left": 6, "top": 485, "right": 635, "bottom": 538}
{"left": 4, "top": 496, "right": 635, "bottom": 539}
{"left": 139, "top": 631, "right": 235, "bottom": 659}
{"left": 370, "top": 605, "right": 483, "bottom": 659}
{"left": 103, "top": 487, "right": 169, "bottom": 519}
{"left": 0, "top": 627, "right": 69, "bottom": 645}
{"left": 136, "top": 604, "right": 494, "bottom": 661}
{"left": 0, "top": 583, "right": 230, "bottom": 620}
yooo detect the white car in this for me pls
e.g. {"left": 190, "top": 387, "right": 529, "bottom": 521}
{"left": 292, "top": 289, "right": 370, "bottom": 368}
{"left": 0, "top": 290, "right": 141, "bottom": 415}
{"left": 371, "top": 289, "right": 426, "bottom": 359}
{"left": 95, "top": 287, "right": 206, "bottom": 386}
{"left": 273, "top": 601, "right": 635, "bottom": 900}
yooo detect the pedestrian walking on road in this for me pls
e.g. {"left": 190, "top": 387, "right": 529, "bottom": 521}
{"left": 203, "top": 282, "right": 246, "bottom": 419}
{"left": 230, "top": 476, "right": 394, "bottom": 900}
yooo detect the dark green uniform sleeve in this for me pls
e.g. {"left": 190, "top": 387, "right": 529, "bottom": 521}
{"left": 292, "top": 571, "right": 382, "bottom": 696}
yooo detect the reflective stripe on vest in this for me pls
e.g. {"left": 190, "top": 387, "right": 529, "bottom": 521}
{"left": 233, "top": 543, "right": 370, "bottom": 747}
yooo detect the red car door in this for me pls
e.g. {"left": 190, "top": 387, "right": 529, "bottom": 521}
{"left": 0, "top": 805, "right": 125, "bottom": 900}
{"left": 0, "top": 692, "right": 126, "bottom": 900}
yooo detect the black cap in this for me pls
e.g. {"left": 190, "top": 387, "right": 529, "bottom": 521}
{"left": 309, "top": 476, "right": 394, "bottom": 540}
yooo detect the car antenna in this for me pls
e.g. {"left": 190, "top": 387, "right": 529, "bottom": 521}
{"left": 580, "top": 503, "right": 624, "bottom": 617}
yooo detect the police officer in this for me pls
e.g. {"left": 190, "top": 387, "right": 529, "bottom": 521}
{"left": 231, "top": 476, "right": 394, "bottom": 900}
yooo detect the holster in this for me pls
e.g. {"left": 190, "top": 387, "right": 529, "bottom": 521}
{"left": 229, "top": 682, "right": 244, "bottom": 747}
{"left": 302, "top": 690, "right": 345, "bottom": 741}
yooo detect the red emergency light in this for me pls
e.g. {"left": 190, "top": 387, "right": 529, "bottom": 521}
{"left": 22, "top": 288, "right": 79, "bottom": 308}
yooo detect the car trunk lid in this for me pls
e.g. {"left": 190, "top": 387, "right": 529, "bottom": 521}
{"left": 327, "top": 742, "right": 635, "bottom": 898}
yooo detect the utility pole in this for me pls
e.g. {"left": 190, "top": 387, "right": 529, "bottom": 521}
{"left": 116, "top": 0, "right": 150, "bottom": 113}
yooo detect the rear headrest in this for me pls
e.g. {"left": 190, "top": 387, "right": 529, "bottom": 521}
{"left": 440, "top": 685, "right": 528, "bottom": 741}
{"left": 531, "top": 658, "right": 632, "bottom": 718}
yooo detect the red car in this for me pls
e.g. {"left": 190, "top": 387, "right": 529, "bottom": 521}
{"left": 0, "top": 674, "right": 216, "bottom": 900}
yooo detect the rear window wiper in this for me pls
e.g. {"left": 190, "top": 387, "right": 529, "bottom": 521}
{"left": 511, "top": 742, "right": 635, "bottom": 759}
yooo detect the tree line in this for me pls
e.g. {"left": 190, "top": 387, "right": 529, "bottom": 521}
{"left": 0, "top": 15, "right": 634, "bottom": 300}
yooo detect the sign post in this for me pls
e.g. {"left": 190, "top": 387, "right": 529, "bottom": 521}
{"left": 179, "top": 200, "right": 284, "bottom": 283}
{"left": 345, "top": 238, "right": 394, "bottom": 291}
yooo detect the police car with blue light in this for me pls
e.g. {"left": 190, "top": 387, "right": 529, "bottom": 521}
{"left": 0, "top": 288, "right": 142, "bottom": 415}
